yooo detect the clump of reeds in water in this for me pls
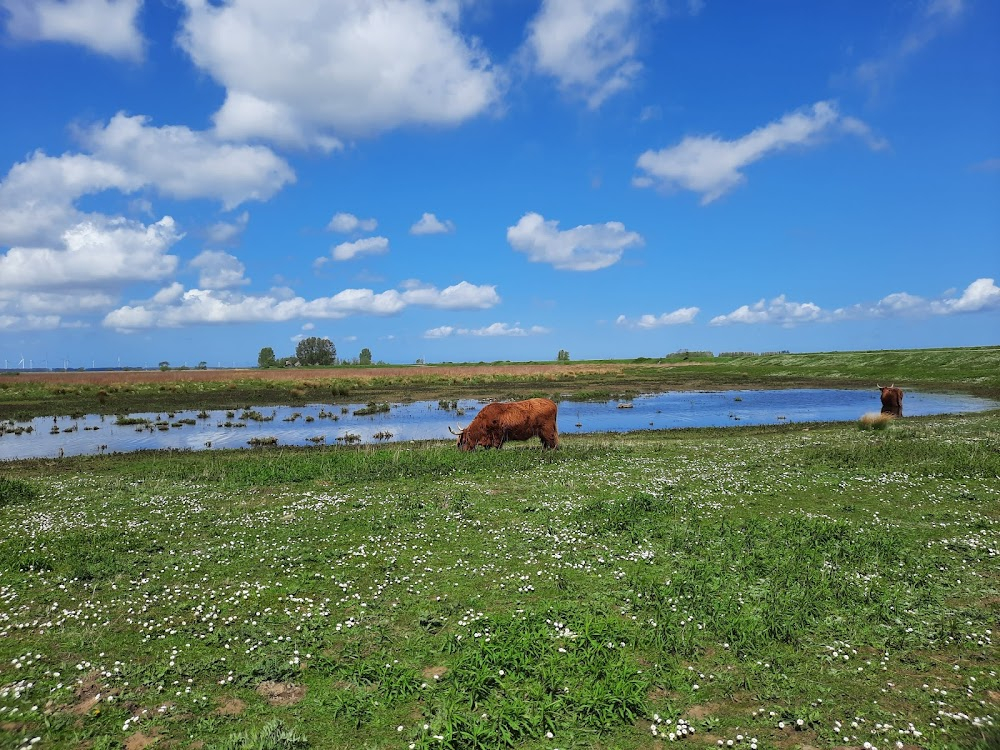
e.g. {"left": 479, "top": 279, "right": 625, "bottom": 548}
{"left": 247, "top": 436, "right": 279, "bottom": 447}
{"left": 858, "top": 412, "right": 895, "bottom": 430}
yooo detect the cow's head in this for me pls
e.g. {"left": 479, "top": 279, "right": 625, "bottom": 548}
{"left": 449, "top": 424, "right": 475, "bottom": 451}
{"left": 450, "top": 421, "right": 496, "bottom": 450}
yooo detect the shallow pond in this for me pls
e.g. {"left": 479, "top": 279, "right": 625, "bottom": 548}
{"left": 0, "top": 388, "right": 996, "bottom": 461}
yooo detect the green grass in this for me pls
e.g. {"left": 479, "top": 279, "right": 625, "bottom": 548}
{"left": 0, "top": 410, "right": 998, "bottom": 749}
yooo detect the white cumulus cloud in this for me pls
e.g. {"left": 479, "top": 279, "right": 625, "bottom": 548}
{"left": 616, "top": 307, "right": 700, "bottom": 328}
{"left": 80, "top": 113, "right": 296, "bottom": 210}
{"left": 0, "top": 151, "right": 138, "bottom": 247}
{"left": 0, "top": 313, "right": 63, "bottom": 332}
{"left": 930, "top": 277, "right": 1000, "bottom": 314}
{"left": 190, "top": 250, "right": 249, "bottom": 289}
{"left": 410, "top": 212, "right": 455, "bottom": 235}
{"left": 710, "top": 295, "right": 825, "bottom": 327}
{"left": 4, "top": 289, "right": 114, "bottom": 315}
{"left": 103, "top": 280, "right": 500, "bottom": 331}
{"left": 525, "top": 0, "right": 643, "bottom": 109}
{"left": 0, "top": 286, "right": 113, "bottom": 331}
{"left": 400, "top": 281, "right": 499, "bottom": 310}
{"left": 0, "top": 216, "right": 181, "bottom": 290}
{"left": 332, "top": 236, "right": 390, "bottom": 261}
{"left": 205, "top": 212, "right": 250, "bottom": 246}
{"left": 634, "top": 101, "right": 885, "bottom": 204}
{"left": 1, "top": 0, "right": 144, "bottom": 60}
{"left": 328, "top": 212, "right": 378, "bottom": 233}
{"left": 178, "top": 0, "right": 501, "bottom": 147}
{"left": 710, "top": 278, "right": 999, "bottom": 328}
{"left": 423, "top": 322, "right": 549, "bottom": 338}
{"left": 0, "top": 113, "right": 293, "bottom": 250}
{"left": 507, "top": 211, "right": 643, "bottom": 271}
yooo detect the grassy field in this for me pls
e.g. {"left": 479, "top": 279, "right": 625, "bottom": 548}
{"left": 1, "top": 346, "right": 998, "bottom": 421}
{"left": 1, "top": 411, "right": 998, "bottom": 749}
{"left": 0, "top": 347, "right": 998, "bottom": 749}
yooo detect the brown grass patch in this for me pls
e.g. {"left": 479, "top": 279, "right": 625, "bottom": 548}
{"left": 858, "top": 411, "right": 895, "bottom": 430}
{"left": 6, "top": 363, "right": 636, "bottom": 388}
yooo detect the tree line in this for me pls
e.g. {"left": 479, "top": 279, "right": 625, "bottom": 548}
{"left": 257, "top": 337, "right": 373, "bottom": 368}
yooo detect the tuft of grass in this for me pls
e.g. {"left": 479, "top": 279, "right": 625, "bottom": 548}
{"left": 0, "top": 476, "right": 37, "bottom": 506}
{"left": 353, "top": 402, "right": 391, "bottom": 416}
{"left": 858, "top": 411, "right": 894, "bottom": 430}
{"left": 218, "top": 719, "right": 309, "bottom": 749}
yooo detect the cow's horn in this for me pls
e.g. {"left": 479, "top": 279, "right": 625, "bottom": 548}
{"left": 876, "top": 383, "right": 882, "bottom": 389}
{"left": 448, "top": 425, "right": 465, "bottom": 435}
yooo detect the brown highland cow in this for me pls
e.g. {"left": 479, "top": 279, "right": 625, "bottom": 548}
{"left": 450, "top": 397, "right": 559, "bottom": 450}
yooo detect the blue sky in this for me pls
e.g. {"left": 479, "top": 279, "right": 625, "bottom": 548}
{"left": 0, "top": 0, "right": 997, "bottom": 369}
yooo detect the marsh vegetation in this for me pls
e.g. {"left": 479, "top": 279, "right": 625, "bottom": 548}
{"left": 1, "top": 346, "right": 997, "bottom": 422}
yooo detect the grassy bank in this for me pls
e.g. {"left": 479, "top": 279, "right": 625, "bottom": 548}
{"left": 0, "top": 346, "right": 997, "bottom": 421}
{"left": 1, "top": 410, "right": 998, "bottom": 749}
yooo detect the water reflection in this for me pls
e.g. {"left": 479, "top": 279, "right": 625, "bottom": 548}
{"left": 0, "top": 389, "right": 995, "bottom": 461}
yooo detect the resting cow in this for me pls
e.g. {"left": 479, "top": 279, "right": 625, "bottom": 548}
{"left": 877, "top": 384, "right": 904, "bottom": 417}
{"left": 450, "top": 397, "right": 559, "bottom": 450}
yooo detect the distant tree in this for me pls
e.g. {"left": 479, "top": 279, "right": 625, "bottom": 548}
{"left": 257, "top": 347, "right": 278, "bottom": 368}
{"left": 159, "top": 361, "right": 170, "bottom": 371}
{"left": 295, "top": 337, "right": 336, "bottom": 366}
{"left": 359, "top": 347, "right": 372, "bottom": 365}
{"left": 557, "top": 349, "right": 570, "bottom": 362}
{"left": 197, "top": 361, "right": 208, "bottom": 370}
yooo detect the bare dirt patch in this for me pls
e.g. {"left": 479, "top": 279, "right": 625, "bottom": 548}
{"left": 256, "top": 681, "right": 306, "bottom": 706}
{"left": 68, "top": 671, "right": 116, "bottom": 716}
{"left": 124, "top": 729, "right": 161, "bottom": 749}
{"left": 215, "top": 697, "right": 246, "bottom": 716}
{"left": 422, "top": 666, "right": 448, "bottom": 681}
{"left": 684, "top": 703, "right": 724, "bottom": 720}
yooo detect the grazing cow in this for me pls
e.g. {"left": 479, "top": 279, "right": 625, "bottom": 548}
{"left": 877, "top": 383, "right": 904, "bottom": 417}
{"left": 450, "top": 397, "right": 559, "bottom": 450}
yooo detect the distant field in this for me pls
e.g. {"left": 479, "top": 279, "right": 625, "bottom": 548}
{"left": 1, "top": 346, "right": 998, "bottom": 421}
{"left": 1, "top": 362, "right": 632, "bottom": 386}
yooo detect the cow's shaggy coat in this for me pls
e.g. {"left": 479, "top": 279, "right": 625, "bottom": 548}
{"left": 452, "top": 398, "right": 559, "bottom": 450}
{"left": 878, "top": 384, "right": 904, "bottom": 417}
